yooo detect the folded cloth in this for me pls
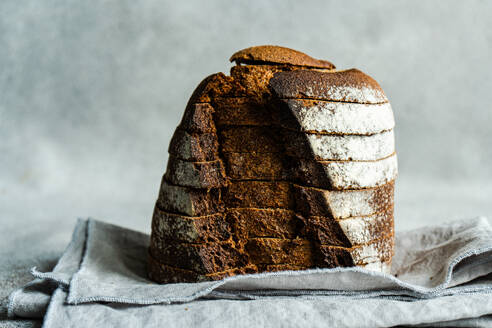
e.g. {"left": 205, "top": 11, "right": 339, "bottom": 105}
{"left": 8, "top": 217, "right": 492, "bottom": 328}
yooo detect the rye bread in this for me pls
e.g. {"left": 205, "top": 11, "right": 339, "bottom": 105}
{"left": 293, "top": 181, "right": 394, "bottom": 219}
{"left": 178, "top": 102, "right": 216, "bottom": 133}
{"left": 230, "top": 45, "right": 335, "bottom": 69}
{"left": 300, "top": 205, "right": 394, "bottom": 246}
{"left": 164, "top": 156, "right": 227, "bottom": 189}
{"left": 213, "top": 97, "right": 272, "bottom": 127}
{"left": 316, "top": 232, "right": 394, "bottom": 268}
{"left": 149, "top": 46, "right": 397, "bottom": 283}
{"left": 219, "top": 126, "right": 281, "bottom": 153}
{"left": 222, "top": 152, "right": 290, "bottom": 180}
{"left": 245, "top": 238, "right": 313, "bottom": 266}
{"left": 156, "top": 179, "right": 224, "bottom": 216}
{"left": 226, "top": 208, "right": 303, "bottom": 241}
{"left": 283, "top": 129, "right": 395, "bottom": 161}
{"left": 168, "top": 129, "right": 219, "bottom": 162}
{"left": 151, "top": 207, "right": 231, "bottom": 243}
{"left": 293, "top": 153, "right": 398, "bottom": 190}
{"left": 223, "top": 181, "right": 294, "bottom": 209}
{"left": 269, "top": 69, "right": 388, "bottom": 104}
{"left": 148, "top": 254, "right": 257, "bottom": 283}
{"left": 149, "top": 239, "right": 248, "bottom": 274}
{"left": 275, "top": 99, "right": 395, "bottom": 135}
{"left": 186, "top": 73, "right": 246, "bottom": 104}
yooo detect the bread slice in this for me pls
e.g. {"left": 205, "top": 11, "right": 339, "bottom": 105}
{"left": 294, "top": 153, "right": 398, "bottom": 190}
{"left": 269, "top": 69, "right": 388, "bottom": 104}
{"left": 156, "top": 179, "right": 223, "bottom": 216}
{"left": 149, "top": 239, "right": 248, "bottom": 274}
{"left": 168, "top": 129, "right": 219, "bottom": 161}
{"left": 275, "top": 99, "right": 394, "bottom": 135}
{"left": 283, "top": 129, "right": 395, "bottom": 161}
{"left": 151, "top": 207, "right": 231, "bottom": 243}
{"left": 226, "top": 208, "right": 302, "bottom": 240}
{"left": 245, "top": 238, "right": 313, "bottom": 266}
{"left": 293, "top": 181, "right": 394, "bottom": 219}
{"left": 301, "top": 205, "right": 394, "bottom": 246}
{"left": 178, "top": 102, "right": 216, "bottom": 133}
{"left": 164, "top": 156, "right": 227, "bottom": 189}
{"left": 223, "top": 181, "right": 293, "bottom": 209}
{"left": 213, "top": 97, "right": 271, "bottom": 127}
{"left": 317, "top": 232, "right": 394, "bottom": 267}
{"left": 186, "top": 73, "right": 246, "bottom": 104}
{"left": 222, "top": 152, "right": 290, "bottom": 180}
{"left": 148, "top": 254, "right": 257, "bottom": 283}
{"left": 230, "top": 45, "right": 335, "bottom": 69}
{"left": 219, "top": 126, "right": 281, "bottom": 153}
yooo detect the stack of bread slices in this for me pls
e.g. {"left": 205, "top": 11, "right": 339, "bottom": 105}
{"left": 148, "top": 46, "right": 397, "bottom": 283}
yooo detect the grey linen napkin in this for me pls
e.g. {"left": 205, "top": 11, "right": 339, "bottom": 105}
{"left": 8, "top": 217, "right": 492, "bottom": 328}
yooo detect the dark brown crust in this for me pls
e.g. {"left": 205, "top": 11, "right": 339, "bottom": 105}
{"left": 148, "top": 254, "right": 257, "bottom": 283}
{"left": 179, "top": 103, "right": 216, "bottom": 133}
{"left": 223, "top": 181, "right": 294, "bottom": 209}
{"left": 230, "top": 65, "right": 290, "bottom": 100}
{"left": 222, "top": 152, "right": 291, "bottom": 180}
{"left": 168, "top": 129, "right": 219, "bottom": 162}
{"left": 293, "top": 181, "right": 395, "bottom": 218}
{"left": 256, "top": 263, "right": 309, "bottom": 272}
{"left": 226, "top": 208, "right": 303, "bottom": 241}
{"left": 219, "top": 126, "right": 281, "bottom": 153}
{"left": 269, "top": 69, "right": 388, "bottom": 104}
{"left": 230, "top": 45, "right": 335, "bottom": 69}
{"left": 156, "top": 178, "right": 224, "bottom": 217}
{"left": 245, "top": 238, "right": 313, "bottom": 266}
{"left": 149, "top": 239, "right": 248, "bottom": 274}
{"left": 152, "top": 207, "right": 231, "bottom": 243}
{"left": 213, "top": 97, "right": 272, "bottom": 127}
{"left": 186, "top": 73, "right": 246, "bottom": 105}
{"left": 164, "top": 156, "right": 227, "bottom": 189}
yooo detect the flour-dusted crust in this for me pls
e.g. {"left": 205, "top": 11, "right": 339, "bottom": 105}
{"left": 277, "top": 99, "right": 395, "bottom": 135}
{"left": 270, "top": 69, "right": 388, "bottom": 104}
{"left": 295, "top": 153, "right": 398, "bottom": 190}
{"left": 230, "top": 45, "right": 335, "bottom": 69}
{"left": 317, "top": 232, "right": 394, "bottom": 267}
{"left": 293, "top": 181, "right": 394, "bottom": 219}
{"left": 303, "top": 205, "right": 394, "bottom": 246}
{"left": 284, "top": 129, "right": 395, "bottom": 161}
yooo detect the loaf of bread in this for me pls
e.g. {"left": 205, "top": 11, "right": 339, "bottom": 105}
{"left": 148, "top": 45, "right": 397, "bottom": 283}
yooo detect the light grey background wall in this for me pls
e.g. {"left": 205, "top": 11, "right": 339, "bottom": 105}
{"left": 1, "top": 0, "right": 492, "bottom": 235}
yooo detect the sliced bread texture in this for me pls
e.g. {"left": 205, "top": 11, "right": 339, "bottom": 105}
{"left": 149, "top": 45, "right": 397, "bottom": 283}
